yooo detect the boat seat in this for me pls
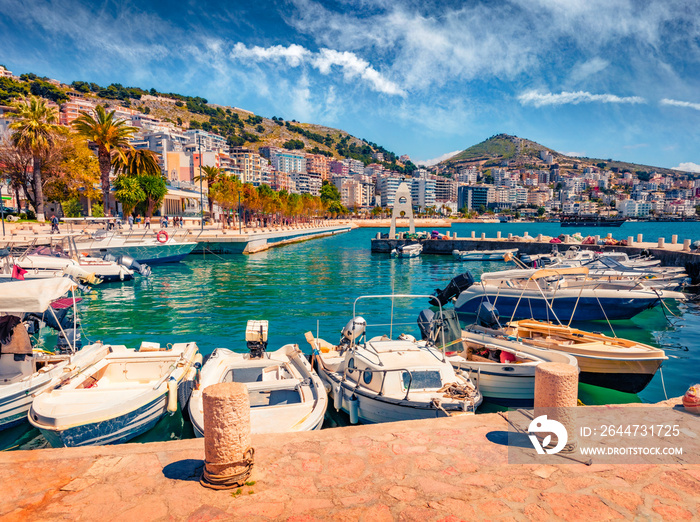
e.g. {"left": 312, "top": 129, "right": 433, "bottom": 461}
{"left": 0, "top": 370, "right": 26, "bottom": 384}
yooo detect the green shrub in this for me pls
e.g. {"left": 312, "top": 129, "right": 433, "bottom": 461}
{"left": 63, "top": 198, "right": 83, "bottom": 217}
{"left": 91, "top": 202, "right": 105, "bottom": 217}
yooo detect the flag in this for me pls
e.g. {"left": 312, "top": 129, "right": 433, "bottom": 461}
{"left": 11, "top": 265, "right": 27, "bottom": 280}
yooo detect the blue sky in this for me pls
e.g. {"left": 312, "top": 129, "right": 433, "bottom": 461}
{"left": 2, "top": 0, "right": 700, "bottom": 171}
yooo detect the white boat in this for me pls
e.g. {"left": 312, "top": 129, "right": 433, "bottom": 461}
{"left": 73, "top": 229, "right": 197, "bottom": 264}
{"left": 189, "top": 320, "right": 327, "bottom": 437}
{"left": 308, "top": 295, "right": 482, "bottom": 424}
{"left": 452, "top": 248, "right": 518, "bottom": 261}
{"left": 391, "top": 243, "right": 423, "bottom": 258}
{"left": 28, "top": 341, "right": 200, "bottom": 447}
{"left": 0, "top": 278, "right": 108, "bottom": 431}
{"left": 415, "top": 305, "right": 578, "bottom": 407}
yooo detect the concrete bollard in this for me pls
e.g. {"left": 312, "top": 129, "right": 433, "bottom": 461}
{"left": 684, "top": 239, "right": 691, "bottom": 252}
{"left": 201, "top": 382, "right": 254, "bottom": 489}
{"left": 606, "top": 233, "right": 612, "bottom": 239}
{"left": 658, "top": 237, "right": 665, "bottom": 248}
{"left": 497, "top": 231, "right": 501, "bottom": 239}
{"left": 564, "top": 234, "right": 570, "bottom": 243}
{"left": 534, "top": 362, "right": 579, "bottom": 453}
{"left": 376, "top": 232, "right": 380, "bottom": 239}
{"left": 637, "top": 234, "right": 643, "bottom": 243}
{"left": 508, "top": 233, "right": 513, "bottom": 240}
{"left": 480, "top": 232, "right": 486, "bottom": 240}
{"left": 537, "top": 234, "right": 543, "bottom": 242}
{"left": 672, "top": 235, "right": 678, "bottom": 245}
{"left": 471, "top": 231, "right": 475, "bottom": 239}
{"left": 627, "top": 236, "right": 634, "bottom": 246}
{"left": 595, "top": 235, "right": 600, "bottom": 243}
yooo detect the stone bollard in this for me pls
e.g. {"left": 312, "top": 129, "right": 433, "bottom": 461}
{"left": 606, "top": 233, "right": 612, "bottom": 239}
{"left": 508, "top": 233, "right": 513, "bottom": 240}
{"left": 497, "top": 231, "right": 501, "bottom": 239}
{"left": 637, "top": 234, "right": 643, "bottom": 243}
{"left": 480, "top": 233, "right": 486, "bottom": 240}
{"left": 471, "top": 231, "right": 475, "bottom": 239}
{"left": 534, "top": 362, "right": 579, "bottom": 453}
{"left": 627, "top": 236, "right": 634, "bottom": 246}
{"left": 658, "top": 237, "right": 665, "bottom": 248}
{"left": 595, "top": 235, "right": 600, "bottom": 243}
{"left": 537, "top": 234, "right": 543, "bottom": 242}
{"left": 672, "top": 235, "right": 678, "bottom": 245}
{"left": 376, "top": 232, "right": 380, "bottom": 239}
{"left": 201, "top": 382, "right": 254, "bottom": 489}
{"left": 564, "top": 234, "right": 570, "bottom": 243}
{"left": 684, "top": 239, "right": 691, "bottom": 252}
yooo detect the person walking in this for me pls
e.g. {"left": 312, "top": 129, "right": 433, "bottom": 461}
{"left": 50, "top": 214, "right": 60, "bottom": 234}
{"left": 128, "top": 214, "right": 134, "bottom": 230}
{"left": 144, "top": 216, "right": 151, "bottom": 229}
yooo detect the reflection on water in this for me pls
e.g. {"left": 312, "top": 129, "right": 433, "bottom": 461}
{"left": 2, "top": 225, "right": 697, "bottom": 449}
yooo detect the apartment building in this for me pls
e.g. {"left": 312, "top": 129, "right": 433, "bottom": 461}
{"left": 434, "top": 177, "right": 457, "bottom": 202}
{"left": 306, "top": 154, "right": 331, "bottom": 180}
{"left": 411, "top": 178, "right": 436, "bottom": 210}
{"left": 378, "top": 176, "right": 402, "bottom": 207}
{"left": 271, "top": 150, "right": 306, "bottom": 174}
{"left": 59, "top": 97, "right": 96, "bottom": 126}
{"left": 229, "top": 147, "right": 264, "bottom": 186}
{"left": 329, "top": 160, "right": 350, "bottom": 177}
{"left": 456, "top": 168, "right": 478, "bottom": 184}
{"left": 458, "top": 185, "right": 495, "bottom": 211}
{"left": 185, "top": 129, "right": 227, "bottom": 153}
{"left": 291, "top": 172, "right": 321, "bottom": 196}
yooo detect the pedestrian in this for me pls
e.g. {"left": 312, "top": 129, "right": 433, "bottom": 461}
{"left": 50, "top": 214, "right": 60, "bottom": 234}
{"left": 128, "top": 214, "right": 134, "bottom": 230}
{"left": 144, "top": 216, "right": 151, "bottom": 229}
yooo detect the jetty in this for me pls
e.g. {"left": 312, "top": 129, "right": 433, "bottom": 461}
{"left": 371, "top": 232, "right": 700, "bottom": 284}
{"left": 1, "top": 396, "right": 696, "bottom": 521}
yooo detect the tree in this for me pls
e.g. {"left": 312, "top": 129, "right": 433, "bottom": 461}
{"left": 72, "top": 105, "right": 137, "bottom": 216}
{"left": 320, "top": 181, "right": 341, "bottom": 204}
{"left": 537, "top": 206, "right": 546, "bottom": 216}
{"left": 193, "top": 165, "right": 221, "bottom": 217}
{"left": 9, "top": 96, "right": 60, "bottom": 221}
{"left": 112, "top": 147, "right": 161, "bottom": 178}
{"left": 43, "top": 131, "right": 101, "bottom": 205}
{"left": 138, "top": 175, "right": 168, "bottom": 218}
{"left": 113, "top": 175, "right": 145, "bottom": 217}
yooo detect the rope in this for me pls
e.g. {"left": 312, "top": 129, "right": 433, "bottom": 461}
{"left": 593, "top": 293, "right": 616, "bottom": 338}
{"left": 200, "top": 447, "right": 255, "bottom": 490}
{"left": 436, "top": 381, "right": 477, "bottom": 400}
{"left": 659, "top": 367, "right": 669, "bottom": 401}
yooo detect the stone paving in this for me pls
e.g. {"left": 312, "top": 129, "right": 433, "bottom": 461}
{"left": 0, "top": 404, "right": 698, "bottom": 521}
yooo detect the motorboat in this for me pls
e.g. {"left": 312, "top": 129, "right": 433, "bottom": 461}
{"left": 0, "top": 278, "right": 108, "bottom": 431}
{"left": 504, "top": 319, "right": 667, "bottom": 393}
{"left": 391, "top": 243, "right": 422, "bottom": 258}
{"left": 434, "top": 267, "right": 685, "bottom": 322}
{"left": 189, "top": 320, "right": 327, "bottom": 437}
{"left": 28, "top": 341, "right": 200, "bottom": 447}
{"left": 0, "top": 236, "right": 144, "bottom": 283}
{"left": 73, "top": 228, "right": 197, "bottom": 264}
{"left": 452, "top": 248, "right": 517, "bottom": 262}
{"left": 416, "top": 304, "right": 578, "bottom": 406}
{"left": 307, "top": 295, "right": 482, "bottom": 424}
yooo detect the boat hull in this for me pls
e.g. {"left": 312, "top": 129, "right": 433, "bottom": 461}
{"left": 0, "top": 379, "right": 52, "bottom": 431}
{"left": 576, "top": 358, "right": 663, "bottom": 394}
{"left": 451, "top": 361, "right": 537, "bottom": 407}
{"left": 81, "top": 243, "right": 196, "bottom": 264}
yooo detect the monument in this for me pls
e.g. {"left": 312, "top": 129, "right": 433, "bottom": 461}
{"left": 389, "top": 182, "right": 415, "bottom": 239}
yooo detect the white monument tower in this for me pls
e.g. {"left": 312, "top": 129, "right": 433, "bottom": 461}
{"left": 389, "top": 182, "right": 415, "bottom": 239}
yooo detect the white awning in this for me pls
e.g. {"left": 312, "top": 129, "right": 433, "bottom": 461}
{"left": 0, "top": 278, "right": 77, "bottom": 313}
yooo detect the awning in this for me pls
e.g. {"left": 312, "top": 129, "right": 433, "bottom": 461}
{"left": 0, "top": 278, "right": 77, "bottom": 313}
{"left": 480, "top": 266, "right": 589, "bottom": 282}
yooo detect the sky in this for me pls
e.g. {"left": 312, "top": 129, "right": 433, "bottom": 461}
{"left": 1, "top": 0, "right": 700, "bottom": 171}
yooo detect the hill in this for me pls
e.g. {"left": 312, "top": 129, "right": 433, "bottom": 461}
{"left": 442, "top": 133, "right": 690, "bottom": 177}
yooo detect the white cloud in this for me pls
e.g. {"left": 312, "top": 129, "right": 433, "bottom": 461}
{"left": 673, "top": 162, "right": 700, "bottom": 173}
{"left": 569, "top": 58, "right": 609, "bottom": 83}
{"left": 518, "top": 90, "right": 646, "bottom": 108}
{"left": 660, "top": 98, "right": 700, "bottom": 111}
{"left": 415, "top": 150, "right": 462, "bottom": 166}
{"left": 560, "top": 151, "right": 586, "bottom": 157}
{"left": 230, "top": 43, "right": 406, "bottom": 96}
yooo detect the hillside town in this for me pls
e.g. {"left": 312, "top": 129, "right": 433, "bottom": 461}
{"left": 1, "top": 65, "right": 698, "bottom": 222}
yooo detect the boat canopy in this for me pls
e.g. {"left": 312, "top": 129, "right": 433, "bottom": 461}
{"left": 480, "top": 266, "right": 589, "bottom": 282}
{"left": 0, "top": 278, "right": 77, "bottom": 313}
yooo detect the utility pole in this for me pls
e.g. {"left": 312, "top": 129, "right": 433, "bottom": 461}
{"left": 198, "top": 134, "right": 204, "bottom": 231}
{"left": 238, "top": 190, "right": 242, "bottom": 234}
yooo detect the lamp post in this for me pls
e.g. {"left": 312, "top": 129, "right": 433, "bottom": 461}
{"left": 198, "top": 134, "right": 204, "bottom": 231}
{"left": 237, "top": 189, "right": 242, "bottom": 234}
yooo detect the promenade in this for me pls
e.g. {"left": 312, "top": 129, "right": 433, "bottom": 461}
{"left": 1, "top": 397, "right": 697, "bottom": 521}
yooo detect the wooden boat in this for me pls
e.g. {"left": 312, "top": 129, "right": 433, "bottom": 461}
{"left": 189, "top": 321, "right": 327, "bottom": 436}
{"left": 308, "top": 295, "right": 482, "bottom": 424}
{"left": 416, "top": 306, "right": 577, "bottom": 406}
{"left": 391, "top": 243, "right": 422, "bottom": 258}
{"left": 504, "top": 319, "right": 667, "bottom": 393}
{"left": 28, "top": 342, "right": 200, "bottom": 447}
{"left": 0, "top": 278, "right": 108, "bottom": 431}
{"left": 452, "top": 249, "right": 517, "bottom": 261}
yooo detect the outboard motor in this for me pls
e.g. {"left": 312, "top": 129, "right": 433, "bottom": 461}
{"left": 245, "top": 320, "right": 268, "bottom": 359}
{"left": 417, "top": 308, "right": 462, "bottom": 348}
{"left": 339, "top": 316, "right": 366, "bottom": 348}
{"left": 476, "top": 302, "right": 500, "bottom": 329}
{"left": 434, "top": 272, "right": 475, "bottom": 306}
{"left": 104, "top": 253, "right": 151, "bottom": 277}
{"left": 56, "top": 328, "right": 82, "bottom": 354}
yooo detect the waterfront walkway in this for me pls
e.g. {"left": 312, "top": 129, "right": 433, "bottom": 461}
{"left": 1, "top": 398, "right": 697, "bottom": 521}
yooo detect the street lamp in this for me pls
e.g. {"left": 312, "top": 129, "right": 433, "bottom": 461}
{"left": 237, "top": 189, "right": 242, "bottom": 234}
{"left": 198, "top": 134, "right": 204, "bottom": 231}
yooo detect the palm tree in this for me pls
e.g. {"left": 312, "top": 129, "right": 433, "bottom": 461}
{"left": 9, "top": 96, "right": 60, "bottom": 221}
{"left": 72, "top": 106, "right": 137, "bottom": 216}
{"left": 112, "top": 147, "right": 161, "bottom": 178}
{"left": 194, "top": 165, "right": 221, "bottom": 217}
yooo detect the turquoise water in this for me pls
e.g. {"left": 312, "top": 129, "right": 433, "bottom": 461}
{"left": 2, "top": 221, "right": 699, "bottom": 449}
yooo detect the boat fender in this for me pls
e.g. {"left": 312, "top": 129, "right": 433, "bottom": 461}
{"left": 157, "top": 230, "right": 169, "bottom": 243}
{"left": 167, "top": 377, "right": 178, "bottom": 413}
{"left": 333, "top": 383, "right": 343, "bottom": 411}
{"left": 348, "top": 393, "right": 359, "bottom": 424}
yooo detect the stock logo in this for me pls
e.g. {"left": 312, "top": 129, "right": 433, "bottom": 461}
{"left": 528, "top": 415, "right": 568, "bottom": 455}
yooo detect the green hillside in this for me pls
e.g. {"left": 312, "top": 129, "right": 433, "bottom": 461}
{"left": 448, "top": 134, "right": 518, "bottom": 161}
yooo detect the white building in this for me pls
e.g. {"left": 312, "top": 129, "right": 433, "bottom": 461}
{"left": 271, "top": 150, "right": 307, "bottom": 174}
{"left": 411, "top": 178, "right": 436, "bottom": 210}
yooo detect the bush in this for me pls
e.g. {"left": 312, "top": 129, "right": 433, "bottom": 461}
{"left": 63, "top": 198, "right": 84, "bottom": 217}
{"left": 91, "top": 203, "right": 105, "bottom": 217}
{"left": 24, "top": 209, "right": 36, "bottom": 220}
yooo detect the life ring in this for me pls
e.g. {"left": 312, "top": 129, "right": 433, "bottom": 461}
{"left": 157, "top": 231, "right": 169, "bottom": 243}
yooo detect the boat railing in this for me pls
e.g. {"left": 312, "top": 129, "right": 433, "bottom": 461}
{"left": 342, "top": 366, "right": 415, "bottom": 401}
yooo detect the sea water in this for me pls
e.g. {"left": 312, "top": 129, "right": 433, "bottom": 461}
{"left": 2, "top": 222, "right": 698, "bottom": 449}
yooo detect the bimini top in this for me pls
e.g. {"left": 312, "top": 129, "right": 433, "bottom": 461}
{"left": 0, "top": 278, "right": 77, "bottom": 313}
{"left": 480, "top": 266, "right": 590, "bottom": 283}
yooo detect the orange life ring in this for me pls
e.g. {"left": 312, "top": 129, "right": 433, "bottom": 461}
{"left": 157, "top": 230, "right": 169, "bottom": 243}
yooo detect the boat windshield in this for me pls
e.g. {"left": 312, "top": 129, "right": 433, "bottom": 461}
{"left": 401, "top": 370, "right": 442, "bottom": 391}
